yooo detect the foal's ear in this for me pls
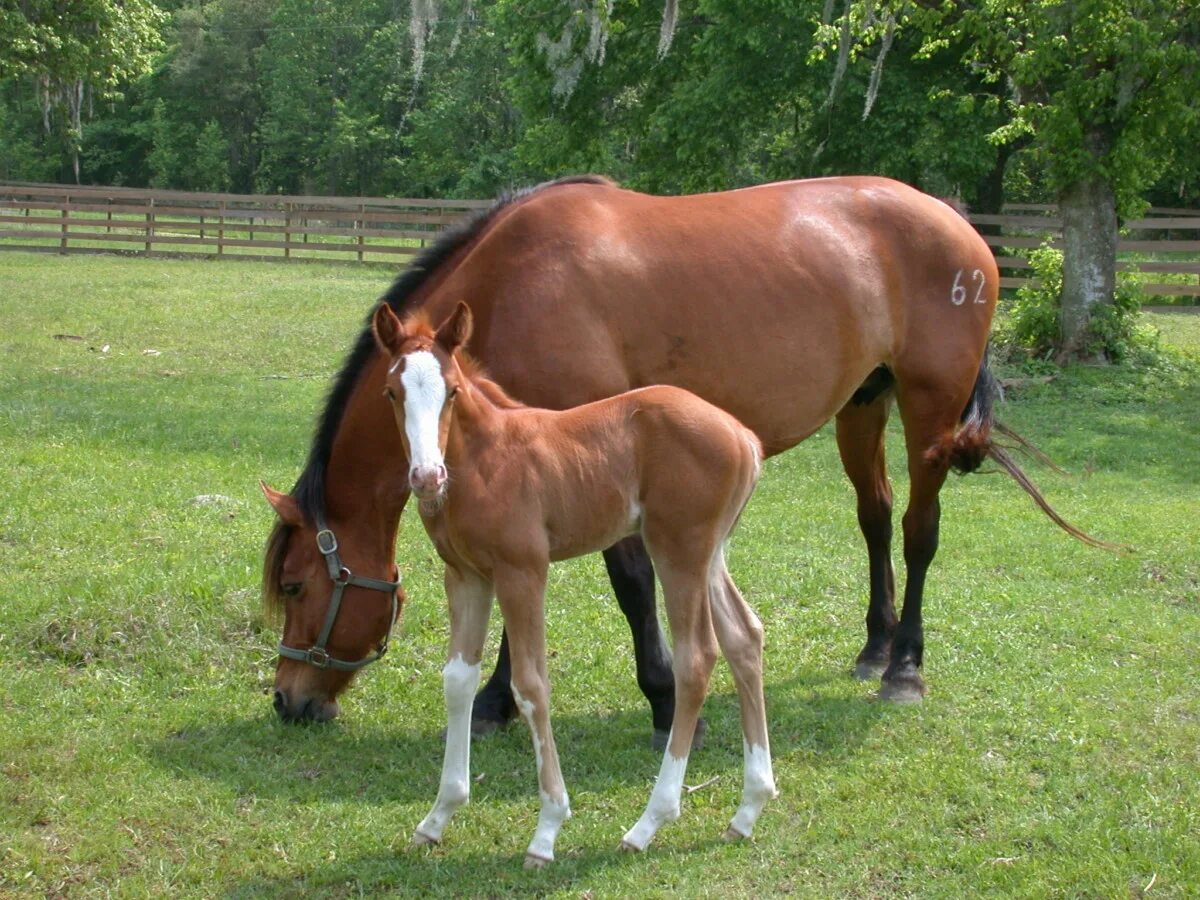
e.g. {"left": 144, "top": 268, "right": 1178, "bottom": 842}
{"left": 259, "top": 481, "right": 304, "bottom": 527}
{"left": 435, "top": 301, "right": 473, "bottom": 353}
{"left": 371, "top": 303, "right": 405, "bottom": 354}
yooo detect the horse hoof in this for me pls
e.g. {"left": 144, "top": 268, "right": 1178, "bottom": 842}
{"left": 853, "top": 659, "right": 888, "bottom": 681}
{"left": 651, "top": 718, "right": 706, "bottom": 752}
{"left": 411, "top": 830, "right": 438, "bottom": 847}
{"left": 879, "top": 676, "right": 926, "bottom": 704}
{"left": 722, "top": 826, "right": 748, "bottom": 842}
{"left": 618, "top": 838, "right": 644, "bottom": 853}
{"left": 523, "top": 853, "right": 550, "bottom": 870}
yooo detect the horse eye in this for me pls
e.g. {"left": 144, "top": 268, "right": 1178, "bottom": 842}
{"left": 384, "top": 388, "right": 395, "bottom": 401}
{"left": 282, "top": 583, "right": 302, "bottom": 598}
{"left": 448, "top": 386, "right": 459, "bottom": 399}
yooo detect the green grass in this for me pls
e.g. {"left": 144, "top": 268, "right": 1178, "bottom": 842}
{"left": 2, "top": 252, "right": 1198, "bottom": 897}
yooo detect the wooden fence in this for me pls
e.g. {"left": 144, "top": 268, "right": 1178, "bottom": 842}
{"left": 0, "top": 183, "right": 490, "bottom": 265}
{"left": 970, "top": 204, "right": 1200, "bottom": 297}
{"left": 1, "top": 182, "right": 1197, "bottom": 296}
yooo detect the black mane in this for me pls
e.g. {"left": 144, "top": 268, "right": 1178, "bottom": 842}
{"left": 290, "top": 173, "right": 614, "bottom": 525}
{"left": 264, "top": 174, "right": 614, "bottom": 614}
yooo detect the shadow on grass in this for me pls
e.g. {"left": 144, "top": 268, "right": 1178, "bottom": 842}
{"left": 222, "top": 833, "right": 738, "bottom": 899}
{"left": 145, "top": 667, "right": 885, "bottom": 807}
{"left": 204, "top": 671, "right": 888, "bottom": 897}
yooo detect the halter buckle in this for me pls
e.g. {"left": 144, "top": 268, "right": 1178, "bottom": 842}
{"left": 315, "top": 529, "right": 338, "bottom": 555}
{"left": 306, "top": 646, "right": 332, "bottom": 669}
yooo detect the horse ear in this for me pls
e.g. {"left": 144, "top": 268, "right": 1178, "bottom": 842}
{"left": 435, "top": 301, "right": 473, "bottom": 353}
{"left": 372, "top": 303, "right": 405, "bottom": 354}
{"left": 260, "top": 481, "right": 304, "bottom": 527}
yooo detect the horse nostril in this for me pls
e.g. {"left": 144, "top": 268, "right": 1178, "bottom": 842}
{"left": 272, "top": 689, "right": 287, "bottom": 715}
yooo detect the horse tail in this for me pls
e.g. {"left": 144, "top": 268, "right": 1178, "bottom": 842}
{"left": 926, "top": 349, "right": 1123, "bottom": 551}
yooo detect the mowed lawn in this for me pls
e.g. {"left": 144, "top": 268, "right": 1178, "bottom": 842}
{"left": 1, "top": 252, "right": 1197, "bottom": 898}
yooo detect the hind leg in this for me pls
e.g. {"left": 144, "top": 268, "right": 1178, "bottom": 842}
{"left": 836, "top": 393, "right": 897, "bottom": 680}
{"left": 881, "top": 386, "right": 959, "bottom": 703}
{"left": 621, "top": 533, "right": 718, "bottom": 851}
{"left": 472, "top": 537, "right": 677, "bottom": 745}
{"left": 708, "top": 558, "right": 776, "bottom": 840}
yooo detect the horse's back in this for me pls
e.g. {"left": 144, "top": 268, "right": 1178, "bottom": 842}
{"left": 456, "top": 176, "right": 996, "bottom": 455}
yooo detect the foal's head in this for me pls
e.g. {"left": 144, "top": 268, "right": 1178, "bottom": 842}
{"left": 372, "top": 301, "right": 473, "bottom": 503}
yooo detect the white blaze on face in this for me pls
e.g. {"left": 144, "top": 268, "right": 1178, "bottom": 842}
{"left": 400, "top": 350, "right": 447, "bottom": 478}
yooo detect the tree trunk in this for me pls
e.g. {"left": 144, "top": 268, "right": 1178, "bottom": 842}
{"left": 1056, "top": 173, "right": 1117, "bottom": 363}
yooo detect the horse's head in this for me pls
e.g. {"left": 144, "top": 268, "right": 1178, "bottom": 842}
{"left": 260, "top": 483, "right": 404, "bottom": 723}
{"left": 372, "top": 301, "right": 473, "bottom": 503}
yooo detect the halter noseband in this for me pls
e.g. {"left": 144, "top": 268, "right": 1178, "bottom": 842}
{"left": 277, "top": 517, "right": 401, "bottom": 671}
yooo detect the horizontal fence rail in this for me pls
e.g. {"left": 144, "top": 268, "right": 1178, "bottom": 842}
{"left": 966, "top": 206, "right": 1200, "bottom": 297}
{"left": 0, "top": 182, "right": 491, "bottom": 266}
{"left": 1, "top": 182, "right": 1197, "bottom": 297}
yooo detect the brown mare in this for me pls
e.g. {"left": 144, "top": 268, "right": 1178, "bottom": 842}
{"left": 365, "top": 301, "right": 773, "bottom": 864}
{"left": 262, "top": 174, "right": 1098, "bottom": 736}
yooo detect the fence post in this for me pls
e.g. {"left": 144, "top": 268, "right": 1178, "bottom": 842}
{"left": 199, "top": 214, "right": 205, "bottom": 241}
{"left": 357, "top": 202, "right": 365, "bottom": 262}
{"left": 145, "top": 197, "right": 155, "bottom": 256}
{"left": 60, "top": 195, "right": 70, "bottom": 254}
{"left": 218, "top": 201, "right": 225, "bottom": 257}
{"left": 284, "top": 202, "right": 292, "bottom": 260}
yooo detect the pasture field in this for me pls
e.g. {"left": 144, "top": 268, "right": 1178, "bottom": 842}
{"left": 1, "top": 252, "right": 1198, "bottom": 898}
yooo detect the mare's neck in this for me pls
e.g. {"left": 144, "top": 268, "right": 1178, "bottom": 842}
{"left": 323, "top": 352, "right": 410, "bottom": 560}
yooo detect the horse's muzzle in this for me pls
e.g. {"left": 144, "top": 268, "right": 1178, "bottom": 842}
{"left": 272, "top": 688, "right": 339, "bottom": 724}
{"left": 410, "top": 464, "right": 447, "bottom": 500}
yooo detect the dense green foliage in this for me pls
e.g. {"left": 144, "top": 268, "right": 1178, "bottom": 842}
{"left": 3, "top": 0, "right": 1196, "bottom": 210}
{"left": 2, "top": 252, "right": 1199, "bottom": 895}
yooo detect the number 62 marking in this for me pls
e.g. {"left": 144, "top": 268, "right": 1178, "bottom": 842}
{"left": 951, "top": 268, "right": 987, "bottom": 306}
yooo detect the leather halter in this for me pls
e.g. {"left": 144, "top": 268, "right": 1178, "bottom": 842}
{"left": 277, "top": 517, "right": 401, "bottom": 671}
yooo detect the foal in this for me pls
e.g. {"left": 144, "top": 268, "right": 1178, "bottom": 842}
{"left": 373, "top": 301, "right": 775, "bottom": 866}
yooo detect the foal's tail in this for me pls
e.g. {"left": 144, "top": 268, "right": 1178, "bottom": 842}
{"left": 927, "top": 350, "right": 1122, "bottom": 551}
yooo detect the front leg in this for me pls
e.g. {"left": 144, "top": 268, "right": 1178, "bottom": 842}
{"left": 413, "top": 566, "right": 493, "bottom": 846}
{"left": 495, "top": 563, "right": 571, "bottom": 868}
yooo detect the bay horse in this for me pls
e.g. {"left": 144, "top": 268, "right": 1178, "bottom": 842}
{"left": 261, "top": 174, "right": 1101, "bottom": 735}
{"left": 369, "top": 300, "right": 773, "bottom": 865}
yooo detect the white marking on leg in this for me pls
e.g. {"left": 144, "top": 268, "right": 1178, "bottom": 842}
{"left": 512, "top": 684, "right": 570, "bottom": 862}
{"left": 622, "top": 735, "right": 689, "bottom": 851}
{"left": 727, "top": 740, "right": 776, "bottom": 839}
{"left": 414, "top": 654, "right": 480, "bottom": 843}
{"left": 400, "top": 350, "right": 447, "bottom": 474}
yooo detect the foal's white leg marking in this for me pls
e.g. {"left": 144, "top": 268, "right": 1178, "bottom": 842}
{"left": 726, "top": 740, "right": 777, "bottom": 839}
{"left": 621, "top": 731, "right": 689, "bottom": 851}
{"left": 400, "top": 350, "right": 448, "bottom": 474}
{"left": 413, "top": 654, "right": 480, "bottom": 844}
{"left": 705, "top": 547, "right": 776, "bottom": 841}
{"left": 512, "top": 684, "right": 571, "bottom": 864}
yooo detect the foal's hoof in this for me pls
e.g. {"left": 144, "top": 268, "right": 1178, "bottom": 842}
{"left": 523, "top": 853, "right": 550, "bottom": 870}
{"left": 722, "top": 826, "right": 748, "bottom": 842}
{"left": 618, "top": 839, "right": 642, "bottom": 853}
{"left": 651, "top": 718, "right": 706, "bottom": 752}
{"left": 410, "top": 830, "right": 439, "bottom": 848}
{"left": 879, "top": 672, "right": 927, "bottom": 704}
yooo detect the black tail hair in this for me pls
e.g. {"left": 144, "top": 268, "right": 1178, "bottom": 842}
{"left": 931, "top": 350, "right": 1123, "bottom": 551}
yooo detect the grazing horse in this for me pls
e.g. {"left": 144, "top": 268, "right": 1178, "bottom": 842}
{"left": 262, "top": 174, "right": 1101, "bottom": 736}
{"left": 364, "top": 301, "right": 773, "bottom": 865}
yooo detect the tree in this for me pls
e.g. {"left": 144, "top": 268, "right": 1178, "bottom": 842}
{"left": 0, "top": 0, "right": 166, "bottom": 181}
{"left": 819, "top": 0, "right": 1200, "bottom": 361}
{"left": 497, "top": 0, "right": 1010, "bottom": 205}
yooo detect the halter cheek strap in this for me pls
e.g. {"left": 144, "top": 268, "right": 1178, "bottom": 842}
{"left": 277, "top": 517, "right": 401, "bottom": 671}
